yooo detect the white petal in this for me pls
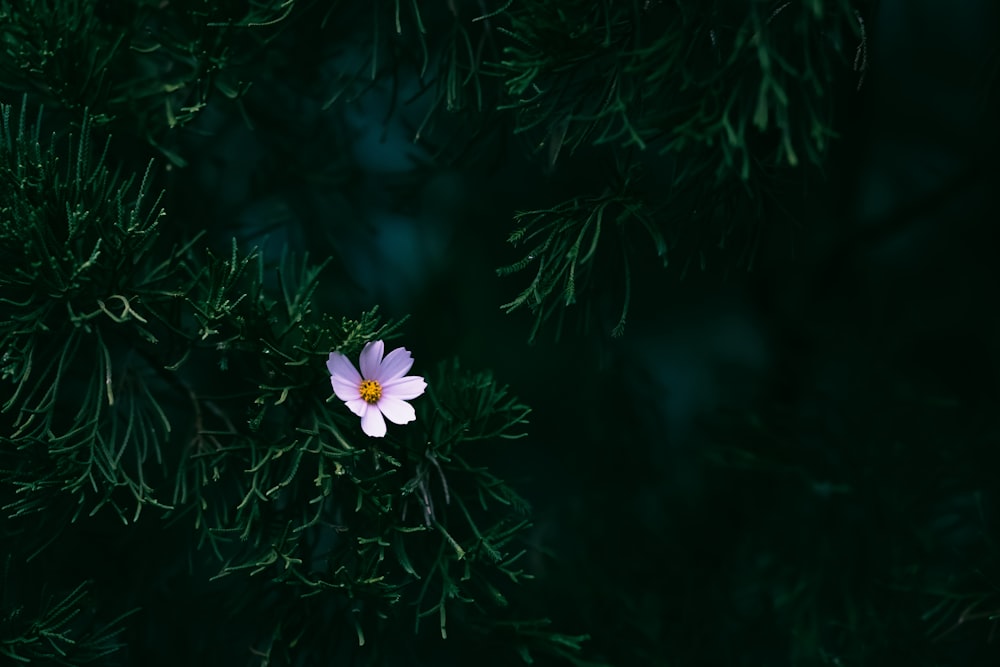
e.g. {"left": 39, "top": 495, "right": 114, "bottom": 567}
{"left": 361, "top": 406, "right": 386, "bottom": 437}
{"left": 359, "top": 341, "right": 384, "bottom": 379}
{"left": 381, "top": 375, "right": 427, "bottom": 401}
{"left": 378, "top": 396, "right": 416, "bottom": 425}
{"left": 328, "top": 352, "right": 362, "bottom": 384}
{"left": 330, "top": 375, "right": 361, "bottom": 402}
{"left": 375, "top": 346, "right": 414, "bottom": 382}
{"left": 345, "top": 398, "right": 368, "bottom": 417}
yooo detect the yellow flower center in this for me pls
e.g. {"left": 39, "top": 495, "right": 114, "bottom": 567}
{"left": 359, "top": 379, "right": 382, "bottom": 404}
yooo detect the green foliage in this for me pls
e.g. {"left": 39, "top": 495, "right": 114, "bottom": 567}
{"left": 0, "top": 559, "right": 133, "bottom": 665}
{"left": 496, "top": 0, "right": 861, "bottom": 173}
{"left": 3, "top": 1, "right": 868, "bottom": 342}
{"left": 493, "top": 0, "right": 867, "bottom": 338}
{"left": 0, "top": 98, "right": 595, "bottom": 664}
{"left": 310, "top": 0, "right": 868, "bottom": 341}
{"left": 0, "top": 99, "right": 170, "bottom": 529}
{"left": 179, "top": 351, "right": 540, "bottom": 659}
{"left": 0, "top": 0, "right": 303, "bottom": 163}
{"left": 498, "top": 160, "right": 664, "bottom": 340}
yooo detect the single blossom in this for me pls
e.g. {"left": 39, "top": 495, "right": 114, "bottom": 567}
{"left": 327, "top": 340, "right": 427, "bottom": 438}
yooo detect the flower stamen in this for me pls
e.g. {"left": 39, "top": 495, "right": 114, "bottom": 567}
{"left": 359, "top": 379, "right": 382, "bottom": 404}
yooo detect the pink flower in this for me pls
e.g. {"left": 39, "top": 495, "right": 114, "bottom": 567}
{"left": 327, "top": 340, "right": 427, "bottom": 438}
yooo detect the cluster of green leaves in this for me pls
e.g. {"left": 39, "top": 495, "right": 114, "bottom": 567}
{"left": 183, "top": 344, "right": 557, "bottom": 663}
{"left": 496, "top": 0, "right": 863, "bottom": 173}
{"left": 0, "top": 0, "right": 304, "bottom": 163}
{"left": 0, "top": 99, "right": 172, "bottom": 533}
{"left": 492, "top": 0, "right": 867, "bottom": 338}
{"left": 0, "top": 100, "right": 596, "bottom": 665}
{"left": 498, "top": 159, "right": 663, "bottom": 340}
{"left": 0, "top": 557, "right": 134, "bottom": 665}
